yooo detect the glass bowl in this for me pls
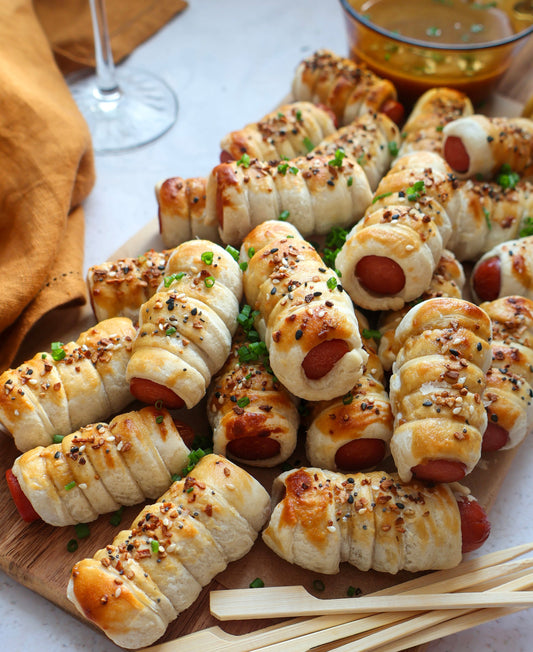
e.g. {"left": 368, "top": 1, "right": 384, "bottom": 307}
{"left": 339, "top": 0, "right": 533, "bottom": 105}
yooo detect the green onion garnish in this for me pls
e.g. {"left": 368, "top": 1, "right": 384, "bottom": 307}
{"left": 51, "top": 342, "right": 66, "bottom": 361}
{"left": 236, "top": 153, "right": 251, "bottom": 168}
{"left": 75, "top": 523, "right": 90, "bottom": 539}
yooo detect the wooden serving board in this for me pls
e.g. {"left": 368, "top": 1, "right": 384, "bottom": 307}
{"left": 2, "top": 42, "right": 533, "bottom": 649}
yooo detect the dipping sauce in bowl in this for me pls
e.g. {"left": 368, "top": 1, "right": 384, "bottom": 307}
{"left": 339, "top": 0, "right": 533, "bottom": 104}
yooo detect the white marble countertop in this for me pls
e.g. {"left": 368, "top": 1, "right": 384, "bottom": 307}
{"left": 2, "top": 1, "right": 533, "bottom": 650}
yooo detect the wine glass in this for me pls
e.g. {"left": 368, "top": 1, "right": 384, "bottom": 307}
{"left": 68, "top": 0, "right": 178, "bottom": 154}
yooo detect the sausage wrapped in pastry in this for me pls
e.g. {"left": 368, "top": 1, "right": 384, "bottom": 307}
{"left": 335, "top": 151, "right": 456, "bottom": 310}
{"left": 207, "top": 324, "right": 299, "bottom": 467}
{"left": 0, "top": 317, "right": 136, "bottom": 452}
{"left": 442, "top": 114, "right": 533, "bottom": 179}
{"left": 87, "top": 249, "right": 172, "bottom": 323}
{"left": 6, "top": 406, "right": 193, "bottom": 526}
{"left": 262, "top": 467, "right": 490, "bottom": 575}
{"left": 67, "top": 454, "right": 271, "bottom": 649}
{"left": 156, "top": 176, "right": 218, "bottom": 248}
{"left": 240, "top": 220, "right": 368, "bottom": 402}
{"left": 377, "top": 249, "right": 465, "bottom": 372}
{"left": 389, "top": 297, "right": 492, "bottom": 483}
{"left": 470, "top": 235, "right": 533, "bottom": 303}
{"left": 446, "top": 179, "right": 533, "bottom": 262}
{"left": 312, "top": 111, "right": 400, "bottom": 191}
{"left": 478, "top": 296, "right": 533, "bottom": 452}
{"left": 305, "top": 311, "right": 393, "bottom": 472}
{"left": 291, "top": 49, "right": 404, "bottom": 126}
{"left": 219, "top": 101, "right": 337, "bottom": 163}
{"left": 126, "top": 240, "right": 242, "bottom": 410}
{"left": 396, "top": 87, "right": 473, "bottom": 159}
{"left": 206, "top": 152, "right": 372, "bottom": 247}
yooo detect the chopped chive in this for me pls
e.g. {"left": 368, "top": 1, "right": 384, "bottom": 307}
{"left": 67, "top": 539, "right": 78, "bottom": 553}
{"left": 109, "top": 506, "right": 125, "bottom": 526}
{"left": 303, "top": 136, "right": 314, "bottom": 152}
{"left": 328, "top": 148, "right": 346, "bottom": 168}
{"left": 362, "top": 328, "right": 382, "bottom": 342}
{"left": 519, "top": 216, "right": 533, "bottom": 238}
{"left": 52, "top": 434, "right": 64, "bottom": 444}
{"left": 372, "top": 191, "right": 393, "bottom": 204}
{"left": 225, "top": 244, "right": 240, "bottom": 261}
{"left": 165, "top": 326, "right": 177, "bottom": 336}
{"left": 51, "top": 341, "right": 66, "bottom": 361}
{"left": 237, "top": 396, "right": 250, "bottom": 408}
{"left": 279, "top": 210, "right": 290, "bottom": 221}
{"left": 204, "top": 276, "right": 215, "bottom": 288}
{"left": 483, "top": 207, "right": 492, "bottom": 230}
{"left": 249, "top": 577, "right": 265, "bottom": 588}
{"left": 155, "top": 415, "right": 164, "bottom": 424}
{"left": 64, "top": 480, "right": 76, "bottom": 491}
{"left": 327, "top": 277, "right": 337, "bottom": 290}
{"left": 151, "top": 539, "right": 160, "bottom": 554}
{"left": 201, "top": 251, "right": 214, "bottom": 265}
{"left": 75, "top": 523, "right": 90, "bottom": 539}
{"left": 236, "top": 153, "right": 251, "bottom": 168}
{"left": 163, "top": 271, "right": 185, "bottom": 288}
{"left": 155, "top": 399, "right": 164, "bottom": 409}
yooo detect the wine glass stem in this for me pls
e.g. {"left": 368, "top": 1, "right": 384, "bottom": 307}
{"left": 89, "top": 0, "right": 120, "bottom": 98}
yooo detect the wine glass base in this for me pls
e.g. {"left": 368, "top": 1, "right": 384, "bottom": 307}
{"left": 68, "top": 67, "right": 178, "bottom": 154}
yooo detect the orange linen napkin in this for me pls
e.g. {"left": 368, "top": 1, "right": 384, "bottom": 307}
{"left": 0, "top": 0, "right": 187, "bottom": 372}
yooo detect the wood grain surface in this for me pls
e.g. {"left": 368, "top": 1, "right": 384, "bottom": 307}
{"left": 1, "top": 50, "right": 533, "bottom": 648}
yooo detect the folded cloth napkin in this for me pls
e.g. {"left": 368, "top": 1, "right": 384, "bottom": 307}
{"left": 0, "top": 0, "right": 186, "bottom": 372}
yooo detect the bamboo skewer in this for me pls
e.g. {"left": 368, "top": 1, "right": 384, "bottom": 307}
{"left": 211, "top": 588, "right": 533, "bottom": 620}
{"left": 210, "top": 556, "right": 533, "bottom": 620}
{"left": 140, "top": 543, "right": 533, "bottom": 651}
{"left": 248, "top": 571, "right": 533, "bottom": 652}
{"left": 324, "top": 573, "right": 533, "bottom": 652}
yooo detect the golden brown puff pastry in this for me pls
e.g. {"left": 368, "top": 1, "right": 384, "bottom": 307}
{"left": 207, "top": 327, "right": 299, "bottom": 467}
{"left": 446, "top": 179, "right": 533, "bottom": 261}
{"left": 389, "top": 298, "right": 492, "bottom": 483}
{"left": 291, "top": 49, "right": 400, "bottom": 127}
{"left": 67, "top": 454, "right": 270, "bottom": 649}
{"left": 262, "top": 467, "right": 466, "bottom": 575}
{"left": 478, "top": 296, "right": 533, "bottom": 451}
{"left": 240, "top": 220, "right": 367, "bottom": 402}
{"left": 396, "top": 87, "right": 473, "bottom": 159}
{"left": 87, "top": 249, "right": 172, "bottom": 323}
{"left": 0, "top": 317, "right": 136, "bottom": 452}
{"left": 312, "top": 111, "right": 400, "bottom": 191}
{"left": 126, "top": 241, "right": 242, "bottom": 410}
{"left": 442, "top": 114, "right": 533, "bottom": 180}
{"left": 305, "top": 311, "right": 393, "bottom": 472}
{"left": 219, "top": 101, "right": 337, "bottom": 162}
{"left": 10, "top": 407, "right": 191, "bottom": 526}
{"left": 155, "top": 176, "right": 218, "bottom": 248}
{"left": 471, "top": 235, "right": 533, "bottom": 304}
{"left": 206, "top": 152, "right": 372, "bottom": 247}
{"left": 335, "top": 151, "right": 458, "bottom": 311}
